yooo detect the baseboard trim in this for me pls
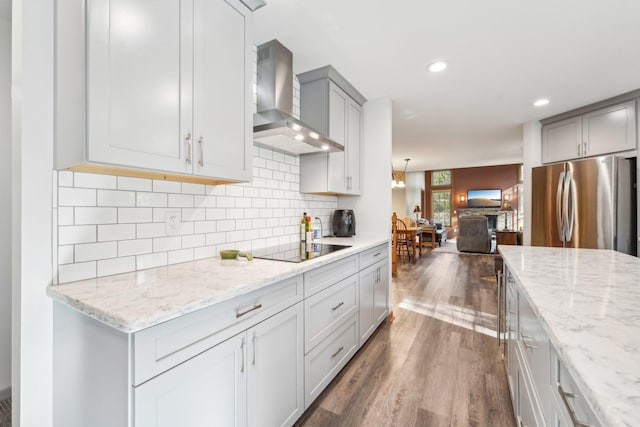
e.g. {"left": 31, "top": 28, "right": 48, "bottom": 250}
{"left": 0, "top": 386, "right": 10, "bottom": 401}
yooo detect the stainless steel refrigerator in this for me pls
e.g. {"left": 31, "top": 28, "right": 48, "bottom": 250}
{"left": 531, "top": 155, "right": 637, "bottom": 256}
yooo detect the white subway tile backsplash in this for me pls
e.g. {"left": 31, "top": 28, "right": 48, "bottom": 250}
{"left": 98, "top": 256, "right": 136, "bottom": 277}
{"left": 59, "top": 225, "right": 96, "bottom": 245}
{"left": 118, "top": 207, "right": 153, "bottom": 224}
{"left": 137, "top": 192, "right": 168, "bottom": 207}
{"left": 98, "top": 190, "right": 136, "bottom": 207}
{"left": 194, "top": 221, "right": 216, "bottom": 234}
{"left": 58, "top": 170, "right": 74, "bottom": 187}
{"left": 136, "top": 252, "right": 167, "bottom": 270}
{"left": 182, "top": 208, "right": 206, "bottom": 222}
{"left": 58, "top": 207, "right": 74, "bottom": 226}
{"left": 54, "top": 146, "right": 339, "bottom": 283}
{"left": 137, "top": 223, "right": 166, "bottom": 239}
{"left": 168, "top": 248, "right": 194, "bottom": 264}
{"left": 98, "top": 224, "right": 136, "bottom": 242}
{"left": 153, "top": 180, "right": 182, "bottom": 193}
{"left": 194, "top": 195, "right": 216, "bottom": 208}
{"left": 59, "top": 187, "right": 96, "bottom": 207}
{"left": 118, "top": 176, "right": 152, "bottom": 192}
{"left": 182, "top": 234, "right": 205, "bottom": 248}
{"left": 58, "top": 245, "right": 74, "bottom": 265}
{"left": 75, "top": 241, "right": 118, "bottom": 262}
{"left": 118, "top": 239, "right": 152, "bottom": 257}
{"left": 75, "top": 207, "right": 118, "bottom": 225}
{"left": 153, "top": 236, "right": 182, "bottom": 252}
{"left": 75, "top": 172, "right": 117, "bottom": 190}
{"left": 181, "top": 182, "right": 205, "bottom": 195}
{"left": 59, "top": 261, "right": 96, "bottom": 283}
{"left": 168, "top": 193, "right": 194, "bottom": 208}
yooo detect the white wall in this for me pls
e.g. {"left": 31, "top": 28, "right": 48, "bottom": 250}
{"left": 12, "top": 0, "right": 54, "bottom": 425}
{"left": 391, "top": 187, "right": 405, "bottom": 219}
{"left": 0, "top": 11, "right": 11, "bottom": 400}
{"left": 405, "top": 171, "right": 424, "bottom": 219}
{"left": 338, "top": 97, "right": 392, "bottom": 240}
{"left": 522, "top": 120, "right": 542, "bottom": 246}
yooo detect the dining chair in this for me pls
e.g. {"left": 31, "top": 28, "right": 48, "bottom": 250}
{"left": 395, "top": 219, "right": 412, "bottom": 261}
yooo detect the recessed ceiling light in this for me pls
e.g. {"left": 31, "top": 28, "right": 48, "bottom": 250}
{"left": 427, "top": 60, "right": 447, "bottom": 73}
{"left": 534, "top": 98, "right": 549, "bottom": 107}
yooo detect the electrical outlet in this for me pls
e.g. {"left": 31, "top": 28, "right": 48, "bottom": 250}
{"left": 165, "top": 210, "right": 181, "bottom": 236}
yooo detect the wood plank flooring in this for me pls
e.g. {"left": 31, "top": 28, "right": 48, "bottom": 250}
{"left": 296, "top": 252, "right": 516, "bottom": 427}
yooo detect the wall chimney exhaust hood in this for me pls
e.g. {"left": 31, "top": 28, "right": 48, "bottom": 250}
{"left": 253, "top": 40, "right": 344, "bottom": 155}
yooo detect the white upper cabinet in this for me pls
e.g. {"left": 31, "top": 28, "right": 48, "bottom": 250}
{"left": 57, "top": 0, "right": 253, "bottom": 184}
{"left": 542, "top": 99, "right": 637, "bottom": 164}
{"left": 298, "top": 66, "right": 366, "bottom": 196}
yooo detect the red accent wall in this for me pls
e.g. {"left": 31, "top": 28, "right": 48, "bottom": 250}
{"left": 425, "top": 164, "right": 520, "bottom": 237}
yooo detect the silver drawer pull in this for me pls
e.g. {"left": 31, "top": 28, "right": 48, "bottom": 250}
{"left": 236, "top": 303, "right": 263, "bottom": 318}
{"left": 240, "top": 338, "right": 246, "bottom": 373}
{"left": 331, "top": 301, "right": 344, "bottom": 311}
{"left": 373, "top": 252, "right": 381, "bottom": 257}
{"left": 521, "top": 334, "right": 538, "bottom": 349}
{"left": 185, "top": 133, "right": 192, "bottom": 165}
{"left": 558, "top": 384, "right": 592, "bottom": 427}
{"left": 331, "top": 346, "right": 344, "bottom": 358}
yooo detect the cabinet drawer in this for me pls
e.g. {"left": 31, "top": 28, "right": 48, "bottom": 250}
{"left": 358, "top": 243, "right": 388, "bottom": 269}
{"left": 517, "top": 292, "right": 549, "bottom": 398}
{"left": 304, "top": 274, "right": 358, "bottom": 353}
{"left": 133, "top": 275, "right": 303, "bottom": 386}
{"left": 516, "top": 348, "right": 545, "bottom": 427}
{"left": 304, "top": 313, "right": 358, "bottom": 409}
{"left": 303, "top": 255, "right": 358, "bottom": 297}
{"left": 552, "top": 349, "right": 602, "bottom": 427}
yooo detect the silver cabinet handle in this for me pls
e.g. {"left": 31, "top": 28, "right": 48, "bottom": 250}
{"left": 521, "top": 333, "right": 538, "bottom": 349}
{"left": 198, "top": 136, "right": 204, "bottom": 167}
{"left": 577, "top": 142, "right": 581, "bottom": 157}
{"left": 583, "top": 141, "right": 588, "bottom": 156}
{"left": 497, "top": 271, "right": 502, "bottom": 345}
{"left": 252, "top": 333, "right": 256, "bottom": 365}
{"left": 373, "top": 252, "right": 381, "bottom": 257}
{"left": 331, "top": 301, "right": 344, "bottom": 311}
{"left": 558, "top": 384, "right": 592, "bottom": 427}
{"left": 236, "top": 303, "right": 262, "bottom": 318}
{"left": 240, "top": 337, "right": 246, "bottom": 373}
{"left": 185, "top": 133, "right": 192, "bottom": 165}
{"left": 331, "top": 346, "right": 344, "bottom": 358}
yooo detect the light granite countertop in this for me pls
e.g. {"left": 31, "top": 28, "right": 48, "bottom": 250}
{"left": 499, "top": 245, "right": 640, "bottom": 427}
{"left": 48, "top": 236, "right": 389, "bottom": 333}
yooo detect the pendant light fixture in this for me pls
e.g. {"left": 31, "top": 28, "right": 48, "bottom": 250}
{"left": 392, "top": 158, "right": 410, "bottom": 188}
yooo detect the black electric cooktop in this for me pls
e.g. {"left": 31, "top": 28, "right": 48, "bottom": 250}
{"left": 253, "top": 242, "right": 350, "bottom": 263}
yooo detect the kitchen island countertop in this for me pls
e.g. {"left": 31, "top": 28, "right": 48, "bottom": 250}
{"left": 47, "top": 236, "right": 389, "bottom": 333}
{"left": 499, "top": 245, "right": 640, "bottom": 427}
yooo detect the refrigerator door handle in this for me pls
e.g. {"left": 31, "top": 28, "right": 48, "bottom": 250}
{"left": 566, "top": 171, "right": 577, "bottom": 242}
{"left": 563, "top": 170, "right": 574, "bottom": 242}
{"left": 556, "top": 171, "right": 566, "bottom": 242}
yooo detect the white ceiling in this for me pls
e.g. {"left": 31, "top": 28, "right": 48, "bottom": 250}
{"left": 253, "top": 0, "right": 640, "bottom": 172}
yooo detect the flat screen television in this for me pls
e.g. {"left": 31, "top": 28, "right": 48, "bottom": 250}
{"left": 467, "top": 189, "right": 502, "bottom": 208}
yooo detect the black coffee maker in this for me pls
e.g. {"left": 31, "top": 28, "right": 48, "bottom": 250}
{"left": 332, "top": 210, "right": 356, "bottom": 237}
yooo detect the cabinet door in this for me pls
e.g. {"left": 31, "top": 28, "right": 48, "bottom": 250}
{"left": 134, "top": 333, "right": 246, "bottom": 427}
{"left": 583, "top": 100, "right": 636, "bottom": 157}
{"left": 358, "top": 263, "right": 376, "bottom": 346}
{"left": 327, "top": 82, "right": 348, "bottom": 193}
{"left": 247, "top": 303, "right": 304, "bottom": 427}
{"left": 542, "top": 116, "right": 583, "bottom": 164}
{"left": 346, "top": 98, "right": 362, "bottom": 194}
{"left": 373, "top": 260, "right": 389, "bottom": 324}
{"left": 87, "top": 0, "right": 192, "bottom": 173}
{"left": 193, "top": 0, "right": 252, "bottom": 181}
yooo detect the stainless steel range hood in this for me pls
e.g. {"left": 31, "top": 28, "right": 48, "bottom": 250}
{"left": 253, "top": 40, "right": 343, "bottom": 155}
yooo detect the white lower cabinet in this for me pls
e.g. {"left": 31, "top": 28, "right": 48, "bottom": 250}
{"left": 135, "top": 333, "right": 247, "bottom": 426}
{"left": 135, "top": 302, "right": 303, "bottom": 427}
{"left": 359, "top": 257, "right": 389, "bottom": 346}
{"left": 53, "top": 244, "right": 392, "bottom": 427}
{"left": 503, "top": 263, "right": 602, "bottom": 427}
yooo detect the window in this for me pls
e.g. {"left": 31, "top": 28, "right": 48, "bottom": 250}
{"left": 432, "top": 190, "right": 451, "bottom": 227}
{"left": 431, "top": 170, "right": 451, "bottom": 186}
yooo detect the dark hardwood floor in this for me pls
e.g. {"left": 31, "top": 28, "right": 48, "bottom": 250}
{"left": 296, "top": 251, "right": 516, "bottom": 427}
